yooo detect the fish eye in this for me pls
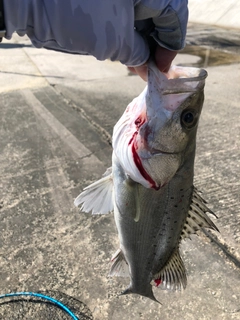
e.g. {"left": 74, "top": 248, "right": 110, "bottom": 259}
{"left": 181, "top": 109, "right": 198, "bottom": 129}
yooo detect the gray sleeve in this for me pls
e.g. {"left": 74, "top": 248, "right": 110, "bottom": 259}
{"left": 135, "top": 0, "right": 188, "bottom": 51}
{"left": 3, "top": 0, "right": 149, "bottom": 66}
{"left": 3, "top": 0, "right": 187, "bottom": 66}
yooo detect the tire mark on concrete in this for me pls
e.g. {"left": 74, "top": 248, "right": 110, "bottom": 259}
{"left": 51, "top": 84, "right": 113, "bottom": 146}
{"left": 21, "top": 89, "right": 105, "bottom": 168}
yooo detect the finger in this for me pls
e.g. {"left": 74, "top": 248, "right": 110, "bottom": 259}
{"left": 154, "top": 46, "right": 178, "bottom": 73}
{"left": 128, "top": 64, "right": 148, "bottom": 81}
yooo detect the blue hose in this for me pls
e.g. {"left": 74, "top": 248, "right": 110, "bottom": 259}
{"left": 0, "top": 292, "right": 79, "bottom": 320}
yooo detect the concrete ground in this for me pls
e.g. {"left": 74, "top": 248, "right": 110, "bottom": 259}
{"left": 0, "top": 24, "right": 239, "bottom": 319}
{"left": 188, "top": 0, "right": 240, "bottom": 29}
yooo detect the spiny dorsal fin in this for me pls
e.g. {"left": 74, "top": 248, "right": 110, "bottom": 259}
{"left": 181, "top": 187, "right": 219, "bottom": 240}
{"left": 74, "top": 168, "right": 113, "bottom": 214}
{"left": 152, "top": 248, "right": 187, "bottom": 291}
{"left": 109, "top": 249, "right": 129, "bottom": 277}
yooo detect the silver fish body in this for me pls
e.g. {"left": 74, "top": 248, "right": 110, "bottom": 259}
{"left": 112, "top": 153, "right": 193, "bottom": 300}
{"left": 74, "top": 62, "right": 218, "bottom": 302}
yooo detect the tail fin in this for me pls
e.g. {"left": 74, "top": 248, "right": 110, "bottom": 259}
{"left": 120, "top": 284, "right": 161, "bottom": 304}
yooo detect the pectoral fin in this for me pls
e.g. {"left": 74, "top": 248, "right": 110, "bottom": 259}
{"left": 153, "top": 248, "right": 187, "bottom": 291}
{"left": 74, "top": 168, "right": 113, "bottom": 214}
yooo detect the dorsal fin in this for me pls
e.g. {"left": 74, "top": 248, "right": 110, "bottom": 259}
{"left": 74, "top": 168, "right": 114, "bottom": 214}
{"left": 152, "top": 248, "right": 187, "bottom": 291}
{"left": 181, "top": 187, "right": 219, "bottom": 240}
{"left": 109, "top": 249, "right": 129, "bottom": 277}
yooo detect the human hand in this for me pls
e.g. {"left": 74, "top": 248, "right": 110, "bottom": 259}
{"left": 3, "top": 0, "right": 187, "bottom": 76}
{"left": 128, "top": 46, "right": 178, "bottom": 81}
{"left": 129, "top": 0, "right": 187, "bottom": 81}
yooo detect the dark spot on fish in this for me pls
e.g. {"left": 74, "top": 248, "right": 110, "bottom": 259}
{"left": 174, "top": 220, "right": 177, "bottom": 223}
{"left": 180, "top": 189, "right": 184, "bottom": 191}
{"left": 181, "top": 195, "right": 184, "bottom": 198}
{"left": 170, "top": 196, "right": 174, "bottom": 200}
{"left": 174, "top": 205, "right": 178, "bottom": 208}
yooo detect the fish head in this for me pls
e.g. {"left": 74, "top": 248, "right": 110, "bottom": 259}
{"left": 112, "top": 62, "right": 207, "bottom": 189}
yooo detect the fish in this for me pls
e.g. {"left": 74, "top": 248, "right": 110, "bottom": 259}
{"left": 74, "top": 61, "right": 218, "bottom": 302}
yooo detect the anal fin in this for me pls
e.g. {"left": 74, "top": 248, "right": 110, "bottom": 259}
{"left": 74, "top": 168, "right": 113, "bottom": 214}
{"left": 152, "top": 248, "right": 187, "bottom": 291}
{"left": 109, "top": 249, "right": 129, "bottom": 277}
